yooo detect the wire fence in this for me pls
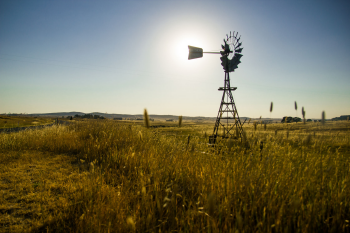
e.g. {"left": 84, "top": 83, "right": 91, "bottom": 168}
{"left": 0, "top": 119, "right": 71, "bottom": 134}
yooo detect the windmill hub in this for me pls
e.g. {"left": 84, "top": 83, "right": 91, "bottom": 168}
{"left": 188, "top": 31, "right": 245, "bottom": 144}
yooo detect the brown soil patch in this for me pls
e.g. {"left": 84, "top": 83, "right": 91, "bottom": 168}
{"left": 0, "top": 151, "right": 89, "bottom": 233}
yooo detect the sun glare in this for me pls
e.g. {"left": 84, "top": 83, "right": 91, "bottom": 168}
{"left": 175, "top": 38, "right": 201, "bottom": 61}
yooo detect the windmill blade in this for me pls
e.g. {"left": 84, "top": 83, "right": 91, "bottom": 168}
{"left": 220, "top": 56, "right": 228, "bottom": 63}
{"left": 229, "top": 61, "right": 239, "bottom": 70}
{"left": 220, "top": 56, "right": 228, "bottom": 72}
{"left": 225, "top": 44, "right": 230, "bottom": 52}
{"left": 229, "top": 65, "right": 238, "bottom": 72}
{"left": 232, "top": 59, "right": 241, "bottom": 66}
{"left": 229, "top": 59, "right": 241, "bottom": 72}
{"left": 235, "top": 48, "right": 243, "bottom": 53}
{"left": 235, "top": 39, "right": 241, "bottom": 47}
{"left": 232, "top": 53, "right": 243, "bottom": 60}
{"left": 236, "top": 42, "right": 242, "bottom": 48}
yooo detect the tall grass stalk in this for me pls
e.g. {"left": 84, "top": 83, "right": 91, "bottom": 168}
{"left": 144, "top": 109, "right": 150, "bottom": 129}
{"left": 179, "top": 115, "right": 182, "bottom": 127}
{"left": 322, "top": 111, "right": 325, "bottom": 125}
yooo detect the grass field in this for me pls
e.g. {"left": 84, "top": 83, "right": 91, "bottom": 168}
{"left": 0, "top": 116, "right": 54, "bottom": 129}
{"left": 0, "top": 117, "right": 349, "bottom": 232}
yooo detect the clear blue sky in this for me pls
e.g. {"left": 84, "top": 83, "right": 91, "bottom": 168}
{"left": 1, "top": 0, "right": 349, "bottom": 119}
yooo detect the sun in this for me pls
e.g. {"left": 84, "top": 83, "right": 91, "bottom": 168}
{"left": 175, "top": 38, "right": 201, "bottom": 61}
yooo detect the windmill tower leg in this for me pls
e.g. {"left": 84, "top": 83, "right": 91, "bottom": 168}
{"left": 210, "top": 71, "right": 244, "bottom": 144}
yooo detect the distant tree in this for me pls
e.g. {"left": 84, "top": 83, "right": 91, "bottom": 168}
{"left": 71, "top": 114, "right": 104, "bottom": 120}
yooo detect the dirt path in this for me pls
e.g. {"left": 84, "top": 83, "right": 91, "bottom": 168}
{"left": 0, "top": 121, "right": 74, "bottom": 134}
{"left": 0, "top": 151, "right": 89, "bottom": 233}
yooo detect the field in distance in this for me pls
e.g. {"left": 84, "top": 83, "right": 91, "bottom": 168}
{"left": 0, "top": 118, "right": 349, "bottom": 232}
{"left": 0, "top": 116, "right": 54, "bottom": 129}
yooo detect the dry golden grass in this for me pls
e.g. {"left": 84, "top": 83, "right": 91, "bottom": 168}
{"left": 0, "top": 116, "right": 54, "bottom": 129}
{"left": 0, "top": 151, "right": 90, "bottom": 233}
{"left": 0, "top": 119, "right": 349, "bottom": 232}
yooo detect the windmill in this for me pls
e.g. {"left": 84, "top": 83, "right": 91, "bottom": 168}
{"left": 188, "top": 31, "right": 245, "bottom": 144}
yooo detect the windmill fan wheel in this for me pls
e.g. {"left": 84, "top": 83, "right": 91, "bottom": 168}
{"left": 220, "top": 31, "right": 243, "bottom": 73}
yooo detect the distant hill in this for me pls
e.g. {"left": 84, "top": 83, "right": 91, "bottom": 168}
{"left": 26, "top": 112, "right": 218, "bottom": 121}
{"left": 29, "top": 112, "right": 86, "bottom": 117}
{"left": 3, "top": 112, "right": 284, "bottom": 122}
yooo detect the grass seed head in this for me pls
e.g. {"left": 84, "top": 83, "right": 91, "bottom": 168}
{"left": 178, "top": 115, "right": 183, "bottom": 127}
{"left": 191, "top": 143, "right": 195, "bottom": 152}
{"left": 270, "top": 102, "right": 273, "bottom": 112}
{"left": 126, "top": 216, "right": 136, "bottom": 231}
{"left": 143, "top": 109, "right": 150, "bottom": 129}
{"left": 138, "top": 131, "right": 143, "bottom": 140}
{"left": 295, "top": 101, "right": 297, "bottom": 110}
{"left": 147, "top": 214, "right": 152, "bottom": 224}
{"left": 242, "top": 131, "right": 249, "bottom": 147}
{"left": 207, "top": 192, "right": 216, "bottom": 216}
{"left": 227, "top": 139, "right": 234, "bottom": 150}
{"left": 302, "top": 107, "right": 305, "bottom": 119}
{"left": 236, "top": 212, "right": 243, "bottom": 229}
{"left": 304, "top": 134, "right": 312, "bottom": 146}
{"left": 322, "top": 111, "right": 325, "bottom": 125}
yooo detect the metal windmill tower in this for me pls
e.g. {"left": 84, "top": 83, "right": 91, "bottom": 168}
{"left": 188, "top": 31, "right": 245, "bottom": 143}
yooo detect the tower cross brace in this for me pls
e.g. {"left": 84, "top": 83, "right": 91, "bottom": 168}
{"left": 210, "top": 71, "right": 244, "bottom": 143}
